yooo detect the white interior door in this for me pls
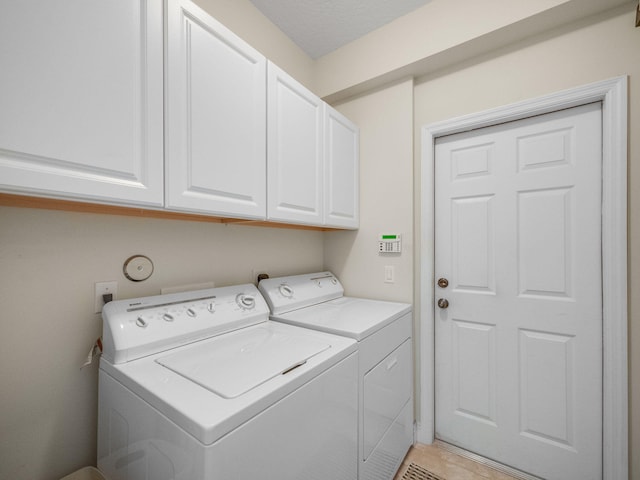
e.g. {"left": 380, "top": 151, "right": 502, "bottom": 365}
{"left": 434, "top": 102, "right": 603, "bottom": 479}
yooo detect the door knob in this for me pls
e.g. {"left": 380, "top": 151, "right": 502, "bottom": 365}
{"left": 437, "top": 298, "right": 449, "bottom": 309}
{"left": 437, "top": 278, "right": 449, "bottom": 288}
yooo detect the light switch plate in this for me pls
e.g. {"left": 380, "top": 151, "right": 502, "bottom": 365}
{"left": 384, "top": 266, "right": 395, "bottom": 283}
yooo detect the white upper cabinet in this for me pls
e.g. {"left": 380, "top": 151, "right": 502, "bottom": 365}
{"left": 165, "top": 0, "right": 267, "bottom": 219}
{"left": 267, "top": 62, "right": 359, "bottom": 229}
{"left": 267, "top": 62, "right": 324, "bottom": 225}
{"left": 0, "top": 0, "right": 357, "bottom": 228}
{"left": 324, "top": 106, "right": 359, "bottom": 229}
{"left": 0, "top": 0, "right": 164, "bottom": 206}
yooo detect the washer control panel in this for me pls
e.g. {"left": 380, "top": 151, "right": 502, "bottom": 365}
{"left": 102, "top": 284, "right": 268, "bottom": 364}
{"left": 258, "top": 272, "right": 344, "bottom": 315}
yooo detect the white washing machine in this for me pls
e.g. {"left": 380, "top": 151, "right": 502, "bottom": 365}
{"left": 258, "top": 272, "right": 414, "bottom": 480}
{"left": 97, "top": 283, "right": 358, "bottom": 480}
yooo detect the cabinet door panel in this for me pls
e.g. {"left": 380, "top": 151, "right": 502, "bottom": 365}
{"left": 166, "top": 0, "right": 266, "bottom": 219}
{"left": 325, "top": 107, "right": 359, "bottom": 229}
{"left": 0, "top": 0, "right": 163, "bottom": 206}
{"left": 267, "top": 62, "right": 323, "bottom": 225}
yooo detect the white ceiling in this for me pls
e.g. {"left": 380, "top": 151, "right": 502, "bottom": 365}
{"left": 249, "top": 0, "right": 432, "bottom": 59}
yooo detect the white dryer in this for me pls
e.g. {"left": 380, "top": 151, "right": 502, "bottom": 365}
{"left": 258, "top": 272, "right": 413, "bottom": 480}
{"left": 98, "top": 283, "right": 358, "bottom": 480}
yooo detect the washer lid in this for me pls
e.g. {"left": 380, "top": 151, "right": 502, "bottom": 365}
{"left": 155, "top": 324, "right": 330, "bottom": 398}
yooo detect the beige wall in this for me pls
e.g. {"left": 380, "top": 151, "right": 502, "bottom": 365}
{"left": 324, "top": 78, "right": 414, "bottom": 304}
{"left": 0, "top": 208, "right": 323, "bottom": 480}
{"left": 412, "top": 5, "right": 639, "bottom": 477}
{"left": 313, "top": 0, "right": 630, "bottom": 101}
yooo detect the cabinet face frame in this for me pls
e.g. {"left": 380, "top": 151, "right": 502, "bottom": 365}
{"left": 164, "top": 0, "right": 267, "bottom": 220}
{"left": 0, "top": 0, "right": 164, "bottom": 207}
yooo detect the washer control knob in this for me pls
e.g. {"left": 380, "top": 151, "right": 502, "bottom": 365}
{"left": 135, "top": 316, "right": 148, "bottom": 328}
{"left": 163, "top": 313, "right": 175, "bottom": 322}
{"left": 279, "top": 284, "right": 293, "bottom": 298}
{"left": 187, "top": 308, "right": 197, "bottom": 318}
{"left": 237, "top": 294, "right": 256, "bottom": 310}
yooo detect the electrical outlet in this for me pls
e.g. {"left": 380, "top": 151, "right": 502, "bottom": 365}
{"left": 251, "top": 268, "right": 269, "bottom": 284}
{"left": 95, "top": 281, "right": 118, "bottom": 314}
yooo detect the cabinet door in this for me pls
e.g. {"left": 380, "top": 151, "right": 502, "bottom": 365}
{"left": 0, "top": 0, "right": 163, "bottom": 206}
{"left": 267, "top": 62, "right": 324, "bottom": 225}
{"left": 165, "top": 0, "right": 266, "bottom": 219}
{"left": 325, "top": 106, "right": 359, "bottom": 228}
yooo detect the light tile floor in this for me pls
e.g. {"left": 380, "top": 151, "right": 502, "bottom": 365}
{"left": 394, "top": 443, "right": 520, "bottom": 480}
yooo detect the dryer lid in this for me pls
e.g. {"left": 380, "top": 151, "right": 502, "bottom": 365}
{"left": 272, "top": 297, "right": 412, "bottom": 341}
{"left": 155, "top": 324, "right": 330, "bottom": 398}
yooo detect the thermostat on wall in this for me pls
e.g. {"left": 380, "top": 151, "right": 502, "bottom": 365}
{"left": 378, "top": 234, "right": 402, "bottom": 253}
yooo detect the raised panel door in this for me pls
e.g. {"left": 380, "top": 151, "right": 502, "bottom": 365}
{"left": 267, "top": 62, "right": 323, "bottom": 225}
{"left": 0, "top": 0, "right": 163, "bottom": 206}
{"left": 435, "top": 103, "right": 603, "bottom": 479}
{"left": 325, "top": 106, "right": 359, "bottom": 229}
{"left": 165, "top": 0, "right": 266, "bottom": 219}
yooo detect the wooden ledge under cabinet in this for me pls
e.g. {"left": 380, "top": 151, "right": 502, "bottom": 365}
{"left": 0, "top": 193, "right": 339, "bottom": 232}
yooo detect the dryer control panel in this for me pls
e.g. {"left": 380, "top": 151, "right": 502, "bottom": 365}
{"left": 258, "top": 271, "right": 344, "bottom": 315}
{"left": 101, "top": 284, "right": 269, "bottom": 364}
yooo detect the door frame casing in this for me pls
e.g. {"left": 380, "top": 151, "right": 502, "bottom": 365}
{"left": 418, "top": 76, "right": 628, "bottom": 479}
